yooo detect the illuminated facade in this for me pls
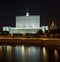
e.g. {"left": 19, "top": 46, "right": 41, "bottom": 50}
{"left": 16, "top": 16, "right": 40, "bottom": 28}
{"left": 3, "top": 11, "right": 49, "bottom": 34}
{"left": 9, "top": 11, "right": 40, "bottom": 34}
{"left": 50, "top": 20, "right": 57, "bottom": 29}
{"left": 41, "top": 26, "right": 48, "bottom": 32}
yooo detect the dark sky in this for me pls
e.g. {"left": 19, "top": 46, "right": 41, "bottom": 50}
{"left": 0, "top": 0, "right": 60, "bottom": 28}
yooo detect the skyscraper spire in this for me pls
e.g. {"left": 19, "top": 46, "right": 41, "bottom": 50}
{"left": 26, "top": 9, "right": 29, "bottom": 16}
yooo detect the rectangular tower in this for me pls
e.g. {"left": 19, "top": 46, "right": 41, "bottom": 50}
{"left": 16, "top": 15, "right": 40, "bottom": 29}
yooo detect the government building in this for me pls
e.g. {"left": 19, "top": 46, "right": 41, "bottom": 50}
{"left": 3, "top": 11, "right": 48, "bottom": 35}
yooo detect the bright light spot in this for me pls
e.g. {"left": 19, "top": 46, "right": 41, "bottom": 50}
{"left": 42, "top": 46, "right": 48, "bottom": 62}
{"left": 22, "top": 45, "right": 25, "bottom": 57}
{"left": 0, "top": 46, "right": 2, "bottom": 55}
{"left": 54, "top": 49, "right": 58, "bottom": 60}
{"left": 26, "top": 12, "right": 29, "bottom": 16}
{"left": 7, "top": 45, "right": 12, "bottom": 54}
{"left": 7, "top": 45, "right": 12, "bottom": 52}
{"left": 43, "top": 47, "right": 46, "bottom": 54}
{"left": 7, "top": 45, "right": 12, "bottom": 60}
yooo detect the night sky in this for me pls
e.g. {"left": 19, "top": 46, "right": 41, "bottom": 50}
{"left": 0, "top": 0, "right": 60, "bottom": 28}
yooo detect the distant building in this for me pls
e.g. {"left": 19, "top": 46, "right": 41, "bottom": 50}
{"left": 3, "top": 27, "right": 10, "bottom": 32}
{"left": 40, "top": 26, "right": 48, "bottom": 32}
{"left": 50, "top": 20, "right": 57, "bottom": 29}
{"left": 2, "top": 11, "right": 49, "bottom": 34}
{"left": 9, "top": 11, "right": 40, "bottom": 34}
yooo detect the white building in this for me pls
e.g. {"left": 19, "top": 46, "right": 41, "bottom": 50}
{"left": 40, "top": 26, "right": 48, "bottom": 32}
{"left": 9, "top": 11, "right": 40, "bottom": 34}
{"left": 3, "top": 27, "right": 10, "bottom": 32}
{"left": 3, "top": 11, "right": 48, "bottom": 34}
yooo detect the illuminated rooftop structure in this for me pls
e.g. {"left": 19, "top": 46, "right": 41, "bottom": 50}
{"left": 50, "top": 20, "right": 57, "bottom": 29}
{"left": 26, "top": 9, "right": 29, "bottom": 16}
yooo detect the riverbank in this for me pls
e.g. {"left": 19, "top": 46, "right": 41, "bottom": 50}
{"left": 0, "top": 36, "right": 60, "bottom": 46}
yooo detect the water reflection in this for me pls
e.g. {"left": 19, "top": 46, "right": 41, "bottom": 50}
{"left": 6, "top": 45, "right": 12, "bottom": 62}
{"left": 0, "top": 45, "right": 2, "bottom": 57}
{"left": 7, "top": 45, "right": 12, "bottom": 56}
{"left": 43, "top": 46, "right": 47, "bottom": 57}
{"left": 42, "top": 46, "right": 48, "bottom": 62}
{"left": 54, "top": 49, "right": 59, "bottom": 61}
{"left": 21, "top": 45, "right": 26, "bottom": 62}
{"left": 21, "top": 45, "right": 25, "bottom": 57}
{"left": 28, "top": 47, "right": 30, "bottom": 55}
{"left": 0, "top": 45, "right": 60, "bottom": 62}
{"left": 14, "top": 45, "right": 22, "bottom": 62}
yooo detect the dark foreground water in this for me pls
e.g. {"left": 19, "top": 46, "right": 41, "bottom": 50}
{"left": 0, "top": 44, "right": 60, "bottom": 62}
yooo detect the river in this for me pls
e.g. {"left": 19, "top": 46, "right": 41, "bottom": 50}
{"left": 0, "top": 44, "right": 60, "bottom": 62}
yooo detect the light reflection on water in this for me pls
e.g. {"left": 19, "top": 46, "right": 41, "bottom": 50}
{"left": 0, "top": 45, "right": 60, "bottom": 62}
{"left": 42, "top": 46, "right": 48, "bottom": 62}
{"left": 28, "top": 47, "right": 30, "bottom": 55}
{"left": 0, "top": 46, "right": 2, "bottom": 57}
{"left": 54, "top": 49, "right": 59, "bottom": 61}
{"left": 7, "top": 45, "right": 12, "bottom": 62}
{"left": 22, "top": 45, "right": 25, "bottom": 57}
